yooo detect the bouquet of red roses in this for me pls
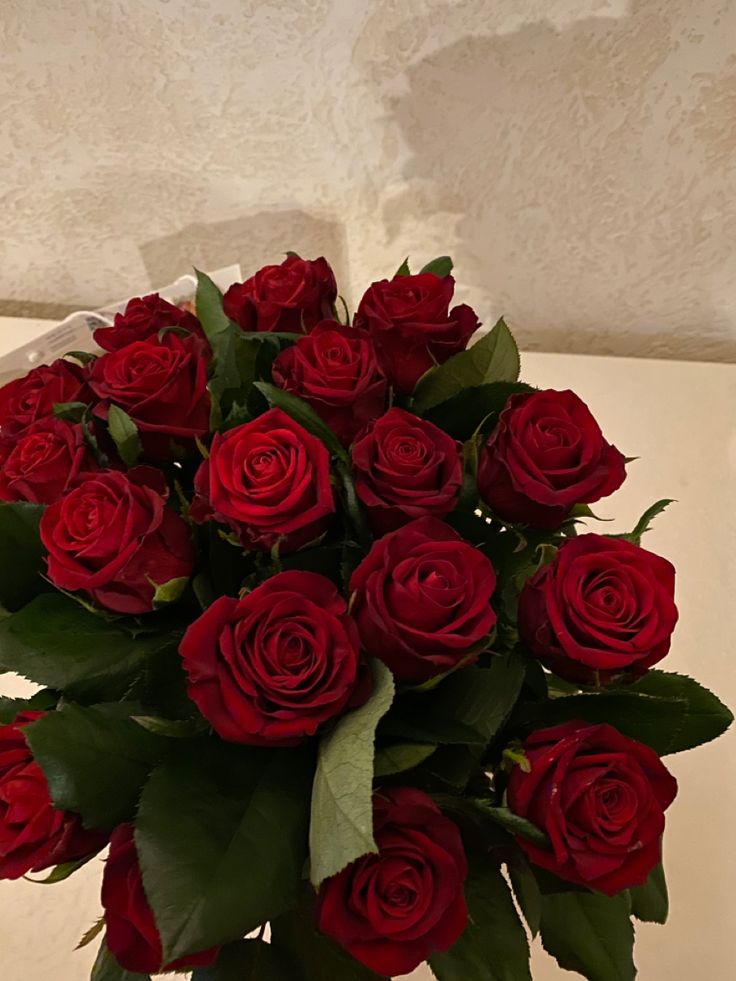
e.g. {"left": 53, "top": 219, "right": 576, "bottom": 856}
{"left": 0, "top": 254, "right": 731, "bottom": 981}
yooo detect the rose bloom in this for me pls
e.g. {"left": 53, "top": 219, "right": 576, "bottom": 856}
{"left": 0, "top": 712, "right": 108, "bottom": 880}
{"left": 40, "top": 467, "right": 194, "bottom": 614}
{"left": 477, "top": 389, "right": 626, "bottom": 529}
{"left": 351, "top": 408, "right": 463, "bottom": 534}
{"left": 0, "top": 418, "right": 97, "bottom": 504}
{"left": 93, "top": 293, "right": 203, "bottom": 353}
{"left": 179, "top": 571, "right": 367, "bottom": 744}
{"left": 354, "top": 272, "right": 479, "bottom": 394}
{"left": 272, "top": 322, "right": 387, "bottom": 447}
{"left": 0, "top": 359, "right": 89, "bottom": 439}
{"left": 223, "top": 255, "right": 337, "bottom": 333}
{"left": 507, "top": 721, "right": 678, "bottom": 895}
{"left": 101, "top": 824, "right": 219, "bottom": 973}
{"left": 350, "top": 517, "right": 497, "bottom": 684}
{"left": 90, "top": 332, "right": 210, "bottom": 459}
{"left": 519, "top": 534, "right": 678, "bottom": 684}
{"left": 317, "top": 788, "right": 468, "bottom": 976}
{"left": 191, "top": 408, "right": 335, "bottom": 552}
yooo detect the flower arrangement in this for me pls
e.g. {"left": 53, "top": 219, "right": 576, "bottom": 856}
{"left": 0, "top": 254, "right": 731, "bottom": 981}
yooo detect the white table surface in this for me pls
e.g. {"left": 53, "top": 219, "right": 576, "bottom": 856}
{"left": 0, "top": 321, "right": 734, "bottom": 980}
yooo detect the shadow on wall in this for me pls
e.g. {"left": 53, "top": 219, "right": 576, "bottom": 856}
{"left": 372, "top": 0, "right": 736, "bottom": 361}
{"left": 140, "top": 211, "right": 349, "bottom": 296}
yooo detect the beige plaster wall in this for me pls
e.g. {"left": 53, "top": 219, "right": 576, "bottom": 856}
{"left": 1, "top": 0, "right": 736, "bottom": 360}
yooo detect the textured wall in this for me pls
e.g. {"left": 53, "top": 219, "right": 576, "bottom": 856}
{"left": 1, "top": 0, "right": 736, "bottom": 355}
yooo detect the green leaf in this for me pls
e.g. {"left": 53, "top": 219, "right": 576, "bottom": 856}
{"left": 53, "top": 399, "right": 88, "bottom": 420}
{"left": 309, "top": 661, "right": 395, "bottom": 886}
{"left": 192, "top": 939, "right": 295, "bottom": 981}
{"left": 132, "top": 715, "right": 208, "bottom": 738}
{"left": 379, "top": 715, "right": 487, "bottom": 746}
{"left": 508, "top": 856, "right": 542, "bottom": 938}
{"left": 151, "top": 575, "right": 189, "bottom": 607}
{"left": 25, "top": 852, "right": 96, "bottom": 884}
{"left": 412, "top": 317, "right": 520, "bottom": 412}
{"left": 629, "top": 860, "right": 668, "bottom": 924}
{"left": 0, "top": 593, "right": 173, "bottom": 700}
{"left": 91, "top": 940, "right": 150, "bottom": 981}
{"left": 0, "top": 501, "right": 47, "bottom": 611}
{"left": 336, "top": 461, "right": 371, "bottom": 547}
{"left": 373, "top": 742, "right": 436, "bottom": 777}
{"left": 271, "top": 906, "right": 388, "bottom": 981}
{"left": 64, "top": 351, "right": 97, "bottom": 366}
{"left": 76, "top": 916, "right": 106, "bottom": 950}
{"left": 25, "top": 704, "right": 167, "bottom": 828}
{"left": 430, "top": 851, "right": 531, "bottom": 981}
{"left": 423, "top": 381, "right": 534, "bottom": 438}
{"left": 615, "top": 499, "right": 675, "bottom": 545}
{"left": 539, "top": 891, "right": 635, "bottom": 981}
{"left": 420, "top": 255, "right": 453, "bottom": 277}
{"left": 254, "top": 382, "right": 348, "bottom": 462}
{"left": 528, "top": 670, "right": 733, "bottom": 754}
{"left": 136, "top": 742, "right": 313, "bottom": 962}
{"left": 471, "top": 803, "right": 549, "bottom": 848}
{"left": 0, "top": 688, "right": 58, "bottom": 723}
{"left": 394, "top": 257, "right": 410, "bottom": 277}
{"left": 107, "top": 403, "right": 142, "bottom": 466}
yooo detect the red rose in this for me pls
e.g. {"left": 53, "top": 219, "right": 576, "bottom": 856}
{"left": 350, "top": 517, "right": 497, "bottom": 684}
{"left": 179, "top": 571, "right": 367, "bottom": 744}
{"left": 101, "top": 823, "right": 219, "bottom": 973}
{"left": 477, "top": 389, "right": 626, "bottom": 529}
{"left": 0, "top": 418, "right": 97, "bottom": 504}
{"left": 40, "top": 467, "right": 193, "bottom": 614}
{"left": 0, "top": 712, "right": 107, "bottom": 880}
{"left": 0, "top": 359, "right": 90, "bottom": 439}
{"left": 354, "top": 273, "right": 479, "bottom": 394}
{"left": 191, "top": 408, "right": 335, "bottom": 552}
{"left": 90, "top": 332, "right": 210, "bottom": 459}
{"left": 507, "top": 721, "right": 678, "bottom": 895}
{"left": 351, "top": 408, "right": 463, "bottom": 534}
{"left": 272, "top": 322, "right": 387, "bottom": 446}
{"left": 519, "top": 534, "right": 678, "bottom": 684}
{"left": 317, "top": 787, "right": 468, "bottom": 976}
{"left": 223, "top": 255, "right": 337, "bottom": 334}
{"left": 93, "top": 293, "right": 203, "bottom": 353}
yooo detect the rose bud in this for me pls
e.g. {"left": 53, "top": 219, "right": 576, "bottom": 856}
{"left": 190, "top": 408, "right": 335, "bottom": 552}
{"left": 477, "top": 389, "right": 626, "bottom": 529}
{"left": 93, "top": 293, "right": 203, "bottom": 353}
{"left": 351, "top": 408, "right": 463, "bottom": 534}
{"left": 354, "top": 272, "right": 479, "bottom": 394}
{"left": 317, "top": 787, "right": 468, "bottom": 976}
{"left": 519, "top": 534, "right": 678, "bottom": 684}
{"left": 40, "top": 467, "right": 194, "bottom": 615}
{"left": 0, "top": 418, "right": 97, "bottom": 504}
{"left": 101, "top": 824, "right": 219, "bottom": 973}
{"left": 90, "top": 332, "right": 210, "bottom": 459}
{"left": 223, "top": 255, "right": 337, "bottom": 334}
{"left": 350, "top": 517, "right": 497, "bottom": 684}
{"left": 0, "top": 359, "right": 90, "bottom": 439}
{"left": 179, "top": 571, "right": 368, "bottom": 745}
{"left": 0, "top": 712, "right": 108, "bottom": 880}
{"left": 272, "top": 322, "right": 387, "bottom": 447}
{"left": 507, "top": 721, "right": 678, "bottom": 895}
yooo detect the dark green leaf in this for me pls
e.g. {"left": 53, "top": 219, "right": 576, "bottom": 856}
{"left": 310, "top": 661, "right": 394, "bottom": 886}
{"left": 64, "top": 351, "right": 97, "bottom": 366}
{"left": 472, "top": 803, "right": 549, "bottom": 848}
{"left": 76, "top": 916, "right": 105, "bottom": 949}
{"left": 25, "top": 852, "right": 96, "bottom": 884}
{"left": 394, "top": 257, "right": 410, "bottom": 277}
{"left": 53, "top": 399, "right": 88, "bottom": 420}
{"left": 136, "top": 741, "right": 313, "bottom": 962}
{"left": 0, "top": 501, "right": 47, "bottom": 611}
{"left": 373, "top": 742, "right": 436, "bottom": 777}
{"left": 508, "top": 856, "right": 542, "bottom": 938}
{"left": 420, "top": 255, "right": 453, "bottom": 277}
{"left": 336, "top": 461, "right": 371, "bottom": 547}
{"left": 615, "top": 499, "right": 675, "bottom": 545}
{"left": 629, "top": 860, "right": 668, "bottom": 924}
{"left": 0, "top": 688, "right": 58, "bottom": 723}
{"left": 539, "top": 891, "right": 635, "bottom": 981}
{"left": 91, "top": 940, "right": 150, "bottom": 981}
{"left": 26, "top": 704, "right": 167, "bottom": 828}
{"left": 412, "top": 317, "right": 520, "bottom": 412}
{"left": 423, "top": 381, "right": 534, "bottom": 438}
{"left": 379, "top": 715, "right": 487, "bottom": 746}
{"left": 0, "top": 593, "right": 173, "bottom": 700}
{"left": 132, "top": 715, "right": 207, "bottom": 738}
{"left": 430, "top": 851, "right": 531, "bottom": 981}
{"left": 192, "top": 939, "right": 294, "bottom": 981}
{"left": 151, "top": 576, "right": 189, "bottom": 607}
{"left": 254, "top": 382, "right": 348, "bottom": 462}
{"left": 271, "top": 906, "right": 388, "bottom": 981}
{"left": 107, "top": 404, "right": 142, "bottom": 466}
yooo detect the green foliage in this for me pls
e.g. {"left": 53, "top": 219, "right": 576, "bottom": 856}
{"left": 412, "top": 317, "right": 520, "bottom": 412}
{"left": 423, "top": 381, "right": 535, "bottom": 439}
{"left": 469, "top": 802, "right": 549, "bottom": 848}
{"left": 192, "top": 939, "right": 295, "bottom": 981}
{"left": 629, "top": 860, "right": 668, "bottom": 924}
{"left": 0, "top": 501, "right": 47, "bottom": 611}
{"left": 151, "top": 576, "right": 189, "bottom": 607}
{"left": 254, "top": 382, "right": 348, "bottom": 462}
{"left": 430, "top": 851, "right": 531, "bottom": 981}
{"left": 136, "top": 741, "right": 313, "bottom": 962}
{"left": 373, "top": 742, "right": 436, "bottom": 777}
{"left": 420, "top": 255, "right": 453, "bottom": 277}
{"left": 91, "top": 941, "right": 149, "bottom": 981}
{"left": 107, "top": 404, "right": 142, "bottom": 466}
{"left": 539, "top": 890, "right": 635, "bottom": 981}
{"left": 25, "top": 704, "right": 168, "bottom": 828}
{"left": 394, "top": 257, "right": 411, "bottom": 277}
{"left": 25, "top": 853, "right": 96, "bottom": 884}
{"left": 0, "top": 688, "right": 57, "bottom": 723}
{"left": 309, "top": 661, "right": 395, "bottom": 886}
{"left": 615, "top": 499, "right": 675, "bottom": 545}
{"left": 53, "top": 400, "right": 88, "bottom": 420}
{"left": 508, "top": 857, "right": 542, "bottom": 938}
